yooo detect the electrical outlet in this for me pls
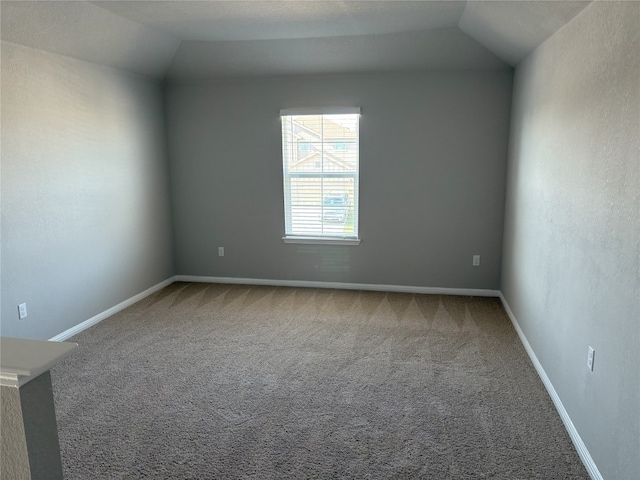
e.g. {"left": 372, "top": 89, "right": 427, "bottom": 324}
{"left": 587, "top": 346, "right": 595, "bottom": 371}
{"left": 18, "top": 303, "right": 28, "bottom": 319}
{"left": 472, "top": 255, "right": 480, "bottom": 267}
{"left": 218, "top": 247, "right": 224, "bottom": 257}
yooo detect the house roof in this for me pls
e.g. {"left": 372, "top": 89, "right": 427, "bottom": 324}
{"left": 0, "top": 1, "right": 592, "bottom": 79}
{"left": 289, "top": 152, "right": 355, "bottom": 174}
{"left": 295, "top": 116, "right": 357, "bottom": 140}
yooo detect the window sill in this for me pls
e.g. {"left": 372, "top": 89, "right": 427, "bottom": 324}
{"left": 282, "top": 236, "right": 361, "bottom": 246}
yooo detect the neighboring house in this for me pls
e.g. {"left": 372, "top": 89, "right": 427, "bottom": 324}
{"left": 287, "top": 115, "right": 357, "bottom": 208}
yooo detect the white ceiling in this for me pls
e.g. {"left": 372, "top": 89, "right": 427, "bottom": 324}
{"left": 459, "top": 1, "right": 593, "bottom": 65}
{"left": 167, "top": 28, "right": 509, "bottom": 79}
{"left": 1, "top": 1, "right": 180, "bottom": 77}
{"left": 1, "top": 1, "right": 592, "bottom": 79}
{"left": 93, "top": 1, "right": 467, "bottom": 41}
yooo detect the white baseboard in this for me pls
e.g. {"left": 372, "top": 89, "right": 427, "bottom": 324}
{"left": 498, "top": 293, "right": 603, "bottom": 480}
{"left": 174, "top": 275, "right": 500, "bottom": 297}
{"left": 48, "top": 277, "right": 176, "bottom": 342}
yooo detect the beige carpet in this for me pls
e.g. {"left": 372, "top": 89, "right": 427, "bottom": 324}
{"left": 52, "top": 282, "right": 588, "bottom": 479}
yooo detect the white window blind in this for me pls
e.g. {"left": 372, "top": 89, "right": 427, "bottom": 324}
{"left": 281, "top": 108, "right": 360, "bottom": 241}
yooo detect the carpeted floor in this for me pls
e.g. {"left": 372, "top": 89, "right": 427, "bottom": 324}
{"left": 51, "top": 282, "right": 589, "bottom": 479}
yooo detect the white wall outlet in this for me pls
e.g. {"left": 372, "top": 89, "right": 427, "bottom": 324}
{"left": 218, "top": 247, "right": 224, "bottom": 257}
{"left": 587, "top": 346, "right": 595, "bottom": 371}
{"left": 18, "top": 303, "right": 28, "bottom": 319}
{"left": 472, "top": 255, "right": 480, "bottom": 266}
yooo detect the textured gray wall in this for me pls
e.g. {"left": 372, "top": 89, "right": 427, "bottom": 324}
{"left": 166, "top": 71, "right": 512, "bottom": 289}
{"left": 501, "top": 2, "right": 639, "bottom": 479}
{"left": 1, "top": 42, "right": 174, "bottom": 340}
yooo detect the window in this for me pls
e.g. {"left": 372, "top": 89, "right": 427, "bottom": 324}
{"left": 280, "top": 108, "right": 360, "bottom": 244}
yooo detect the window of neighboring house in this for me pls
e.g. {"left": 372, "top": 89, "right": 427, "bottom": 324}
{"left": 298, "top": 141, "right": 310, "bottom": 151}
{"left": 280, "top": 108, "right": 361, "bottom": 245}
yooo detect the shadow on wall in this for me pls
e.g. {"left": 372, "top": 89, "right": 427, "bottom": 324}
{"left": 295, "top": 245, "right": 351, "bottom": 273}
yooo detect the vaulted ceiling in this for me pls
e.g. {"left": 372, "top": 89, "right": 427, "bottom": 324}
{"left": 1, "top": 1, "right": 591, "bottom": 79}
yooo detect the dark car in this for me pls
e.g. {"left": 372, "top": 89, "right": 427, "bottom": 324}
{"left": 321, "top": 192, "right": 350, "bottom": 223}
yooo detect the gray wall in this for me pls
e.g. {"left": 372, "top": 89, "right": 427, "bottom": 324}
{"left": 501, "top": 2, "right": 639, "bottom": 479}
{"left": 166, "top": 71, "right": 512, "bottom": 289}
{"left": 1, "top": 42, "right": 174, "bottom": 340}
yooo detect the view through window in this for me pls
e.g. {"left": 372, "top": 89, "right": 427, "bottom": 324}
{"left": 281, "top": 108, "right": 360, "bottom": 240}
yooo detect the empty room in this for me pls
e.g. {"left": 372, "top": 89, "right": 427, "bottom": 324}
{"left": 1, "top": 1, "right": 638, "bottom": 479}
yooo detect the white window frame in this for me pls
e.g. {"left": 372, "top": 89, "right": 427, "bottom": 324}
{"left": 280, "top": 107, "right": 361, "bottom": 245}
